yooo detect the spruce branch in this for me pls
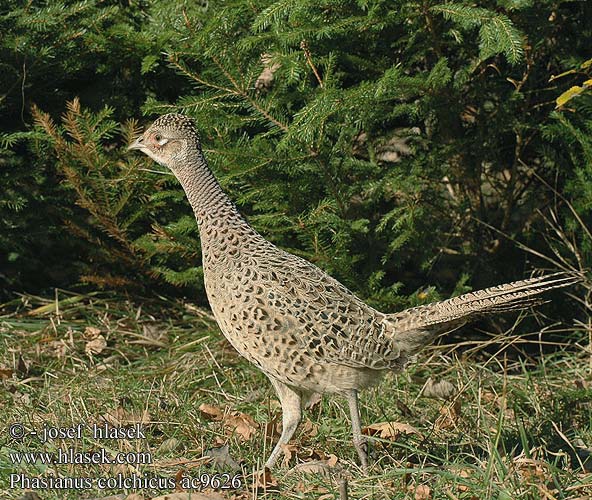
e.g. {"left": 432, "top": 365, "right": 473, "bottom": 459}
{"left": 212, "top": 53, "right": 291, "bottom": 132}
{"left": 432, "top": 3, "right": 525, "bottom": 64}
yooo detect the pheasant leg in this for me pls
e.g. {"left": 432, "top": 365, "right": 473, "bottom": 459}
{"left": 346, "top": 389, "right": 368, "bottom": 469}
{"left": 265, "top": 377, "right": 302, "bottom": 468}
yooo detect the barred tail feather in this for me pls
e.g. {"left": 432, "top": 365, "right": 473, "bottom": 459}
{"left": 390, "top": 272, "right": 580, "bottom": 342}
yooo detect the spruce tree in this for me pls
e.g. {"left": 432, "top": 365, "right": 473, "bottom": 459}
{"left": 1, "top": 0, "right": 590, "bottom": 312}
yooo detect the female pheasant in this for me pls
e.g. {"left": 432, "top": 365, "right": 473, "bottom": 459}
{"left": 129, "top": 113, "right": 578, "bottom": 468}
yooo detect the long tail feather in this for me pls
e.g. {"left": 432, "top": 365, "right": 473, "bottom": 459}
{"left": 390, "top": 272, "right": 581, "bottom": 335}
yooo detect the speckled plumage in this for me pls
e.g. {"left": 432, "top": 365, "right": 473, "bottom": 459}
{"left": 130, "top": 114, "right": 579, "bottom": 468}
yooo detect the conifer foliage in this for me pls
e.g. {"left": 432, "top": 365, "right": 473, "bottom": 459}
{"left": 1, "top": 0, "right": 590, "bottom": 308}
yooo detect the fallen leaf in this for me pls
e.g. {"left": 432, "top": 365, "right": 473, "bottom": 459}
{"left": 263, "top": 413, "right": 282, "bottom": 441}
{"left": 281, "top": 443, "right": 299, "bottom": 468}
{"left": 199, "top": 403, "right": 224, "bottom": 421}
{"left": 143, "top": 323, "right": 164, "bottom": 340}
{"left": 175, "top": 468, "right": 185, "bottom": 491}
{"left": 457, "top": 468, "right": 472, "bottom": 492}
{"left": 85, "top": 335, "right": 107, "bottom": 355}
{"left": 280, "top": 444, "right": 336, "bottom": 467}
{"left": 397, "top": 399, "right": 414, "bottom": 417}
{"left": 12, "top": 391, "right": 31, "bottom": 405}
{"left": 513, "top": 457, "right": 551, "bottom": 483}
{"left": 101, "top": 407, "right": 151, "bottom": 426}
{"left": 0, "top": 366, "right": 14, "bottom": 379}
{"left": 481, "top": 390, "right": 498, "bottom": 404}
{"left": 300, "top": 419, "right": 319, "bottom": 438}
{"left": 16, "top": 355, "right": 28, "bottom": 376}
{"left": 46, "top": 340, "right": 68, "bottom": 359}
{"left": 295, "top": 447, "right": 333, "bottom": 462}
{"left": 362, "top": 421, "right": 421, "bottom": 440}
{"left": 199, "top": 404, "right": 259, "bottom": 441}
{"left": 254, "top": 467, "right": 279, "bottom": 490}
{"left": 228, "top": 493, "right": 251, "bottom": 500}
{"left": 223, "top": 412, "right": 259, "bottom": 441}
{"left": 326, "top": 453, "right": 338, "bottom": 467}
{"left": 574, "top": 379, "right": 589, "bottom": 390}
{"left": 294, "top": 480, "right": 331, "bottom": 494}
{"left": 84, "top": 326, "right": 102, "bottom": 339}
{"left": 213, "top": 436, "right": 226, "bottom": 446}
{"left": 413, "top": 484, "right": 431, "bottom": 500}
{"left": 435, "top": 400, "right": 462, "bottom": 431}
{"left": 288, "top": 456, "right": 339, "bottom": 477}
{"left": 205, "top": 444, "right": 241, "bottom": 471}
{"left": 157, "top": 437, "right": 182, "bottom": 454}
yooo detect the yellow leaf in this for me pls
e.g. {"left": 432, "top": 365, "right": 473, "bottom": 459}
{"left": 549, "top": 68, "right": 577, "bottom": 81}
{"left": 581, "top": 58, "right": 592, "bottom": 69}
{"left": 556, "top": 85, "right": 584, "bottom": 108}
{"left": 583, "top": 79, "right": 592, "bottom": 87}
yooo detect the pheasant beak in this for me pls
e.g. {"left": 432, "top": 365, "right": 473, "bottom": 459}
{"left": 128, "top": 136, "right": 146, "bottom": 151}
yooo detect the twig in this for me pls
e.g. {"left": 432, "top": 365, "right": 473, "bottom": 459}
{"left": 300, "top": 40, "right": 324, "bottom": 88}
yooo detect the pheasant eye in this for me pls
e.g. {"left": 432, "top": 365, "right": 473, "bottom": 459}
{"left": 154, "top": 133, "right": 168, "bottom": 146}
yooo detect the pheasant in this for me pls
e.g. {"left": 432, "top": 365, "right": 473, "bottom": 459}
{"left": 129, "top": 113, "right": 578, "bottom": 468}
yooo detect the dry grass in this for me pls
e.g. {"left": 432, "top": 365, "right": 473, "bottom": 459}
{"left": 1, "top": 290, "right": 591, "bottom": 500}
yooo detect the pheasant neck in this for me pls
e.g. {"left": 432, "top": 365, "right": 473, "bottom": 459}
{"left": 173, "top": 152, "right": 253, "bottom": 232}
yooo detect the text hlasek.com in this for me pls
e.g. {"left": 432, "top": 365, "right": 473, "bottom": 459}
{"left": 8, "top": 422, "right": 242, "bottom": 491}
